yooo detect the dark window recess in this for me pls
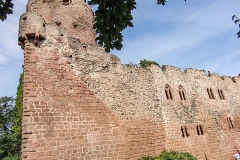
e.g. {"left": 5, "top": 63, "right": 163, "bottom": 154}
{"left": 179, "top": 86, "right": 186, "bottom": 100}
{"left": 207, "top": 88, "right": 215, "bottom": 99}
{"left": 227, "top": 117, "right": 234, "bottom": 129}
{"left": 196, "top": 125, "right": 204, "bottom": 135}
{"left": 218, "top": 89, "right": 225, "bottom": 100}
{"left": 205, "top": 154, "right": 208, "bottom": 160}
{"left": 62, "top": 0, "right": 71, "bottom": 5}
{"left": 23, "top": 17, "right": 27, "bottom": 22}
{"left": 165, "top": 85, "right": 173, "bottom": 100}
{"left": 181, "top": 126, "right": 189, "bottom": 137}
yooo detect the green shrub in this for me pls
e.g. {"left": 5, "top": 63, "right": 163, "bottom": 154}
{"left": 139, "top": 150, "right": 197, "bottom": 160}
{"left": 139, "top": 59, "right": 160, "bottom": 68}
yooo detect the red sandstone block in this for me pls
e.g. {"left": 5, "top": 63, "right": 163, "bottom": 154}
{"left": 37, "top": 152, "right": 46, "bottom": 157}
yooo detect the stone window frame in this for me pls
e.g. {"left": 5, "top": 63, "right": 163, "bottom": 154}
{"left": 227, "top": 117, "right": 234, "bottom": 129}
{"left": 207, "top": 88, "right": 215, "bottom": 99}
{"left": 196, "top": 125, "right": 204, "bottom": 135}
{"left": 165, "top": 84, "right": 173, "bottom": 100}
{"left": 181, "top": 126, "right": 189, "bottom": 137}
{"left": 179, "top": 85, "right": 186, "bottom": 100}
{"left": 218, "top": 89, "right": 225, "bottom": 100}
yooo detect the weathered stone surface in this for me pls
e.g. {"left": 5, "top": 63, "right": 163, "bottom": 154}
{"left": 19, "top": 0, "right": 240, "bottom": 160}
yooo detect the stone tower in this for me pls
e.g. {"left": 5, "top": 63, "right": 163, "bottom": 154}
{"left": 18, "top": 0, "right": 95, "bottom": 49}
{"left": 18, "top": 0, "right": 240, "bottom": 160}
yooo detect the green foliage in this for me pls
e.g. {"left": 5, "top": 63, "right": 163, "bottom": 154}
{"left": 3, "top": 154, "right": 20, "bottom": 160}
{"left": 139, "top": 59, "right": 160, "bottom": 68}
{"left": 0, "top": 0, "right": 13, "bottom": 21}
{"left": 139, "top": 150, "right": 197, "bottom": 160}
{"left": 0, "top": 73, "right": 23, "bottom": 160}
{"left": 232, "top": 15, "right": 240, "bottom": 38}
{"left": 10, "top": 73, "right": 23, "bottom": 158}
{"left": 0, "top": 96, "right": 15, "bottom": 158}
{"left": 88, "top": 0, "right": 136, "bottom": 52}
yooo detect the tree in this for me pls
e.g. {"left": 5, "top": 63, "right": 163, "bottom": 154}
{"left": 0, "top": 73, "right": 23, "bottom": 160}
{"left": 0, "top": 96, "right": 15, "bottom": 158}
{"left": 0, "top": 0, "right": 13, "bottom": 21}
{"left": 9, "top": 73, "right": 23, "bottom": 159}
{"left": 232, "top": 15, "right": 240, "bottom": 38}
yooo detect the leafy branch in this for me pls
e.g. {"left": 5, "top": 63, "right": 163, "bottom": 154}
{"left": 0, "top": 0, "right": 13, "bottom": 21}
{"left": 232, "top": 15, "right": 240, "bottom": 38}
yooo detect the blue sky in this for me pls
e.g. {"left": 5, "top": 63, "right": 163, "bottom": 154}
{"left": 0, "top": 0, "right": 240, "bottom": 97}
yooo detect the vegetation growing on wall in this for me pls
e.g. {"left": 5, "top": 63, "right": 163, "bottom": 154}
{"left": 139, "top": 150, "right": 197, "bottom": 160}
{"left": 125, "top": 59, "right": 168, "bottom": 71}
{"left": 0, "top": 73, "right": 23, "bottom": 160}
{"left": 139, "top": 59, "right": 160, "bottom": 68}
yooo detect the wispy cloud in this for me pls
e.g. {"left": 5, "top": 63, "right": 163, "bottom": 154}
{"left": 114, "top": 0, "right": 240, "bottom": 77}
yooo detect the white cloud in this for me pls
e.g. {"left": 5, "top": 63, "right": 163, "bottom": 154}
{"left": 114, "top": 0, "right": 240, "bottom": 77}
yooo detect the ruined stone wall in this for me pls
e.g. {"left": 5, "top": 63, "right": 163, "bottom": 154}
{"left": 64, "top": 40, "right": 240, "bottom": 159}
{"left": 19, "top": 0, "right": 240, "bottom": 159}
{"left": 22, "top": 42, "right": 166, "bottom": 160}
{"left": 152, "top": 67, "right": 240, "bottom": 160}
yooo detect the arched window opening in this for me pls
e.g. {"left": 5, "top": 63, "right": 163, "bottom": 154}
{"left": 165, "top": 85, "right": 173, "bottom": 100}
{"left": 196, "top": 125, "right": 204, "bottom": 135}
{"left": 227, "top": 117, "right": 234, "bottom": 129}
{"left": 181, "top": 127, "right": 185, "bottom": 137}
{"left": 218, "top": 89, "right": 225, "bottom": 100}
{"left": 210, "top": 88, "right": 215, "bottom": 99}
{"left": 179, "top": 86, "right": 186, "bottom": 100}
{"left": 181, "top": 126, "right": 189, "bottom": 137}
{"left": 207, "top": 88, "right": 215, "bottom": 99}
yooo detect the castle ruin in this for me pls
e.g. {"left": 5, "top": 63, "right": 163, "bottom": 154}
{"left": 18, "top": 0, "right": 240, "bottom": 159}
